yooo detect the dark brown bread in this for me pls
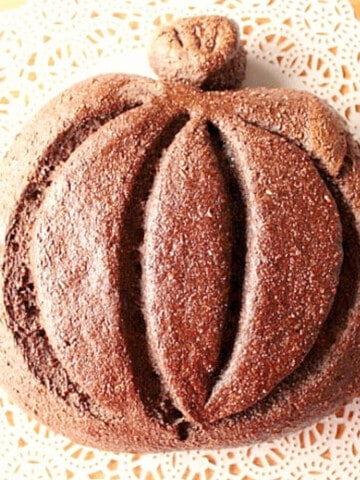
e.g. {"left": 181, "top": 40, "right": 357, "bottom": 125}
{"left": 148, "top": 16, "right": 246, "bottom": 90}
{"left": 0, "top": 16, "right": 359, "bottom": 452}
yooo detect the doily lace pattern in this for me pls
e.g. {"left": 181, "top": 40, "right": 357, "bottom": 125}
{"left": 0, "top": 0, "right": 359, "bottom": 478}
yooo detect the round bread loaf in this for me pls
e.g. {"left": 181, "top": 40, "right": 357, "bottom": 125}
{"left": 0, "top": 16, "right": 359, "bottom": 452}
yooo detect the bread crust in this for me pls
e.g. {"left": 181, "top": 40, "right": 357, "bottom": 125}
{"left": 1, "top": 73, "right": 359, "bottom": 452}
{"left": 1, "top": 16, "right": 360, "bottom": 452}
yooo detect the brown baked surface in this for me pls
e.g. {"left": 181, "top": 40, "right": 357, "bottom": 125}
{"left": 1, "top": 16, "right": 360, "bottom": 453}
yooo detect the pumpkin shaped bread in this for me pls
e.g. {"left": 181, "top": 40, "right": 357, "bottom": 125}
{"left": 1, "top": 16, "right": 359, "bottom": 453}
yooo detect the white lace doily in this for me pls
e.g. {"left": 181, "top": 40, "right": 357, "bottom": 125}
{"left": 0, "top": 0, "right": 360, "bottom": 478}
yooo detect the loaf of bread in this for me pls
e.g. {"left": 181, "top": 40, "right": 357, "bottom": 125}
{"left": 0, "top": 16, "right": 359, "bottom": 453}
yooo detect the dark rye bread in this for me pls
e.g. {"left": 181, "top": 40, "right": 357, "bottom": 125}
{"left": 0, "top": 16, "right": 360, "bottom": 453}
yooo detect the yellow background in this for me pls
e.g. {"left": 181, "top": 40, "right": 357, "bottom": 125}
{"left": 0, "top": 0, "right": 360, "bottom": 18}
